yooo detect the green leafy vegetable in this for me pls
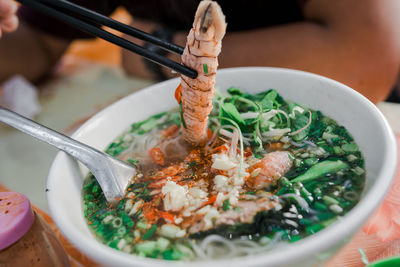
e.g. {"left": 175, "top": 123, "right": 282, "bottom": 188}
{"left": 259, "top": 89, "right": 278, "bottom": 110}
{"left": 143, "top": 224, "right": 157, "bottom": 240}
{"left": 219, "top": 102, "right": 245, "bottom": 128}
{"left": 227, "top": 87, "right": 243, "bottom": 96}
{"left": 292, "top": 160, "right": 349, "bottom": 183}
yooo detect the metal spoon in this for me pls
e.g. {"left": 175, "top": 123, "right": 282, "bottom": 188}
{"left": 0, "top": 107, "right": 136, "bottom": 204}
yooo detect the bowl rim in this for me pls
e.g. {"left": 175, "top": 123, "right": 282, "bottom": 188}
{"left": 47, "top": 67, "right": 398, "bottom": 267}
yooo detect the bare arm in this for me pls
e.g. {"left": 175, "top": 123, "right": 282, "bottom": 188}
{"left": 123, "top": 0, "right": 400, "bottom": 103}
{"left": 0, "top": 21, "right": 70, "bottom": 83}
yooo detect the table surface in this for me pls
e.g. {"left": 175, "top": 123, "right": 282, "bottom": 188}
{"left": 1, "top": 63, "right": 399, "bottom": 212}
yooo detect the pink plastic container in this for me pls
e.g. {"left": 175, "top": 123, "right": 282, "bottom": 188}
{"left": 0, "top": 192, "right": 70, "bottom": 266}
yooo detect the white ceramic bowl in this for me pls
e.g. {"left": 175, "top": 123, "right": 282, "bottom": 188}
{"left": 47, "top": 67, "right": 397, "bottom": 267}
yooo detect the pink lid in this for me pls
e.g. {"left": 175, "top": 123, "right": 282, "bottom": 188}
{"left": 0, "top": 192, "right": 34, "bottom": 250}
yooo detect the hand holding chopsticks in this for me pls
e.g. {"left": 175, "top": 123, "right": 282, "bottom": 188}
{"left": 16, "top": 0, "right": 197, "bottom": 79}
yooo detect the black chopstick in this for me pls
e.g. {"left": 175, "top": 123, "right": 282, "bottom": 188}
{"left": 16, "top": 0, "right": 197, "bottom": 79}
{"left": 37, "top": 0, "right": 184, "bottom": 55}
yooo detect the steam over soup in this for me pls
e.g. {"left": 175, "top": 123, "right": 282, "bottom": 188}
{"left": 82, "top": 88, "right": 365, "bottom": 261}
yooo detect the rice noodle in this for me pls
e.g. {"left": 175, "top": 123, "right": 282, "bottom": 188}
{"left": 240, "top": 112, "right": 259, "bottom": 120}
{"left": 219, "top": 128, "right": 233, "bottom": 138}
{"left": 200, "top": 235, "right": 236, "bottom": 258}
{"left": 191, "top": 232, "right": 286, "bottom": 260}
{"left": 229, "top": 129, "right": 239, "bottom": 158}
{"left": 289, "top": 140, "right": 305, "bottom": 147}
{"left": 205, "top": 126, "right": 220, "bottom": 150}
{"left": 303, "top": 140, "right": 317, "bottom": 147}
{"left": 262, "top": 128, "right": 291, "bottom": 139}
{"left": 288, "top": 106, "right": 305, "bottom": 118}
{"left": 190, "top": 240, "right": 207, "bottom": 259}
{"left": 262, "top": 110, "right": 289, "bottom": 124}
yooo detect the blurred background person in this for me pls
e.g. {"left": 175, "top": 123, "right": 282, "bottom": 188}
{"left": 1, "top": 0, "right": 400, "bottom": 103}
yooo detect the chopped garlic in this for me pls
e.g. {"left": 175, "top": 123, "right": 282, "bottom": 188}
{"left": 197, "top": 205, "right": 211, "bottom": 215}
{"left": 184, "top": 187, "right": 208, "bottom": 213}
{"left": 174, "top": 217, "right": 183, "bottom": 224}
{"left": 203, "top": 207, "right": 220, "bottom": 229}
{"left": 212, "top": 153, "right": 237, "bottom": 170}
{"left": 228, "top": 191, "right": 239, "bottom": 206}
{"left": 214, "top": 175, "right": 229, "bottom": 192}
{"left": 216, "top": 192, "right": 227, "bottom": 207}
{"left": 162, "top": 181, "right": 188, "bottom": 211}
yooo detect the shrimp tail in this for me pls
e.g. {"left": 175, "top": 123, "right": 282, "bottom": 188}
{"left": 181, "top": 0, "right": 227, "bottom": 146}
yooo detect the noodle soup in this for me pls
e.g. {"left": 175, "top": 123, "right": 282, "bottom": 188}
{"left": 82, "top": 88, "right": 365, "bottom": 260}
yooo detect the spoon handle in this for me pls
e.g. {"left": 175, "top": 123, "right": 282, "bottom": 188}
{"left": 0, "top": 107, "right": 135, "bottom": 202}
{"left": 0, "top": 107, "right": 103, "bottom": 166}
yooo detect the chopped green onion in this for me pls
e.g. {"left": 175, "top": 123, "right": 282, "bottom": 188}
{"left": 306, "top": 224, "right": 323, "bottom": 234}
{"left": 127, "top": 158, "right": 139, "bottom": 166}
{"left": 203, "top": 64, "right": 208, "bottom": 74}
{"left": 222, "top": 199, "right": 231, "bottom": 211}
{"left": 135, "top": 241, "right": 157, "bottom": 256}
{"left": 156, "top": 237, "right": 170, "bottom": 251}
{"left": 179, "top": 103, "right": 187, "bottom": 129}
{"left": 323, "top": 195, "right": 339, "bottom": 205}
{"left": 162, "top": 247, "right": 183, "bottom": 260}
{"left": 342, "top": 143, "right": 359, "bottom": 152}
{"left": 143, "top": 224, "right": 157, "bottom": 240}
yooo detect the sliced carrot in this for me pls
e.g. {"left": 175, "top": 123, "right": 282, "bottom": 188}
{"left": 244, "top": 146, "right": 253, "bottom": 157}
{"left": 142, "top": 203, "right": 157, "bottom": 222}
{"left": 148, "top": 179, "right": 167, "bottom": 188}
{"left": 202, "top": 195, "right": 217, "bottom": 206}
{"left": 159, "top": 211, "right": 175, "bottom": 223}
{"left": 142, "top": 202, "right": 157, "bottom": 222}
{"left": 149, "top": 147, "right": 165, "bottom": 166}
{"left": 217, "top": 170, "right": 226, "bottom": 175}
{"left": 212, "top": 145, "right": 228, "bottom": 153}
{"left": 174, "top": 84, "right": 182, "bottom": 103}
{"left": 162, "top": 124, "right": 180, "bottom": 137}
{"left": 207, "top": 129, "right": 213, "bottom": 139}
{"left": 162, "top": 165, "right": 182, "bottom": 177}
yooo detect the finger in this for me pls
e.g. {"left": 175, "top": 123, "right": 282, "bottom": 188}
{"left": 0, "top": 15, "right": 17, "bottom": 32}
{"left": 0, "top": 0, "right": 17, "bottom": 19}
